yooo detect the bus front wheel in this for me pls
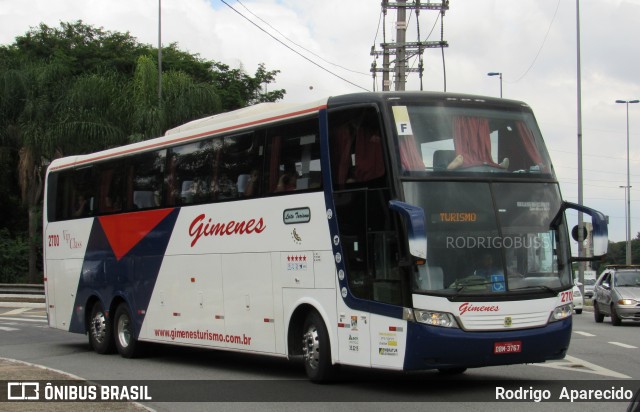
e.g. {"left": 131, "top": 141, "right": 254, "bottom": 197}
{"left": 114, "top": 303, "right": 142, "bottom": 358}
{"left": 88, "top": 301, "right": 115, "bottom": 354}
{"left": 301, "top": 311, "right": 334, "bottom": 382}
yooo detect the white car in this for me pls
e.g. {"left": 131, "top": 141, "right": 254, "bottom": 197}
{"left": 572, "top": 284, "right": 584, "bottom": 314}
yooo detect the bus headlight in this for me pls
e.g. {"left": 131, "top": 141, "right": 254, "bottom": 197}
{"left": 414, "top": 309, "right": 459, "bottom": 328}
{"left": 549, "top": 303, "right": 572, "bottom": 322}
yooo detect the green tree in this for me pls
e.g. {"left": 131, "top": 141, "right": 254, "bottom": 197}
{"left": 0, "top": 21, "right": 285, "bottom": 283}
{"left": 0, "top": 228, "right": 28, "bottom": 283}
{"left": 129, "top": 55, "right": 221, "bottom": 141}
{"left": 600, "top": 233, "right": 640, "bottom": 266}
{"left": 0, "top": 64, "right": 27, "bottom": 234}
{"left": 211, "top": 62, "right": 285, "bottom": 110}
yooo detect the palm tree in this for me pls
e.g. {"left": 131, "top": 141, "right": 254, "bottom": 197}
{"left": 129, "top": 55, "right": 220, "bottom": 142}
{"left": 11, "top": 57, "right": 221, "bottom": 282}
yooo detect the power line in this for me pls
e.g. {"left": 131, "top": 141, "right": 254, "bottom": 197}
{"left": 554, "top": 164, "right": 640, "bottom": 178}
{"left": 235, "top": 0, "right": 369, "bottom": 76}
{"left": 510, "top": 0, "right": 562, "bottom": 83}
{"left": 220, "top": 0, "right": 369, "bottom": 92}
{"left": 550, "top": 148, "right": 629, "bottom": 161}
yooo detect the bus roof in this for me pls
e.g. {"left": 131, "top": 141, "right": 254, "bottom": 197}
{"left": 164, "top": 102, "right": 299, "bottom": 136}
{"left": 48, "top": 98, "right": 329, "bottom": 172}
{"left": 47, "top": 91, "right": 531, "bottom": 172}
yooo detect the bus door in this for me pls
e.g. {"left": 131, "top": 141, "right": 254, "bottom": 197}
{"left": 328, "top": 107, "right": 408, "bottom": 365}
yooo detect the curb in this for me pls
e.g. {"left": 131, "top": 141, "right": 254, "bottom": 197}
{"left": 0, "top": 358, "right": 152, "bottom": 411}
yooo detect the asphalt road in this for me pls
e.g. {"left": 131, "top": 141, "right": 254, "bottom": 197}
{"left": 1, "top": 305, "right": 638, "bottom": 412}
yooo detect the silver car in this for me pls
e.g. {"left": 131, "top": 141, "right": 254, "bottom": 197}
{"left": 593, "top": 266, "right": 640, "bottom": 325}
{"left": 583, "top": 277, "right": 596, "bottom": 299}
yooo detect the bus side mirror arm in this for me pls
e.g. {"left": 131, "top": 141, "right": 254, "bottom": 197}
{"left": 389, "top": 200, "right": 427, "bottom": 262}
{"left": 551, "top": 201, "right": 609, "bottom": 261}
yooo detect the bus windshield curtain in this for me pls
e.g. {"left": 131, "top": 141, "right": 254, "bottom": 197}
{"left": 333, "top": 122, "right": 385, "bottom": 185}
{"left": 354, "top": 125, "right": 385, "bottom": 181}
{"left": 398, "top": 134, "right": 425, "bottom": 171}
{"left": 333, "top": 124, "right": 354, "bottom": 186}
{"left": 514, "top": 121, "right": 544, "bottom": 169}
{"left": 452, "top": 116, "right": 499, "bottom": 168}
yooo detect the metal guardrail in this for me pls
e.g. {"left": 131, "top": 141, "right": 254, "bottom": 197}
{"left": 0, "top": 283, "right": 45, "bottom": 305}
{"left": 0, "top": 283, "right": 45, "bottom": 295}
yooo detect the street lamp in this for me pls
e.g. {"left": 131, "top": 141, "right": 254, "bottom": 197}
{"left": 615, "top": 99, "right": 639, "bottom": 264}
{"left": 158, "top": 0, "right": 162, "bottom": 103}
{"left": 620, "top": 185, "right": 631, "bottom": 263}
{"left": 487, "top": 72, "right": 502, "bottom": 98}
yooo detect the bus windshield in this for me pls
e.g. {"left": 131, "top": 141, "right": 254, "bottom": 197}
{"left": 404, "top": 180, "right": 573, "bottom": 296}
{"left": 390, "top": 103, "right": 553, "bottom": 177}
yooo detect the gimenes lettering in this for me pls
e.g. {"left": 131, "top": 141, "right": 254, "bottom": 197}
{"left": 189, "top": 213, "right": 266, "bottom": 247}
{"left": 459, "top": 302, "right": 500, "bottom": 316}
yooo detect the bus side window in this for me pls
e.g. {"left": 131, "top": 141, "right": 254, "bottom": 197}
{"left": 128, "top": 149, "right": 166, "bottom": 210}
{"left": 169, "top": 139, "right": 216, "bottom": 205}
{"left": 218, "top": 132, "right": 261, "bottom": 200}
{"left": 56, "top": 172, "right": 74, "bottom": 220}
{"left": 98, "top": 163, "right": 125, "bottom": 214}
{"left": 62, "top": 166, "right": 96, "bottom": 219}
{"left": 330, "top": 107, "right": 385, "bottom": 190}
{"left": 353, "top": 112, "right": 384, "bottom": 183}
{"left": 266, "top": 117, "right": 321, "bottom": 194}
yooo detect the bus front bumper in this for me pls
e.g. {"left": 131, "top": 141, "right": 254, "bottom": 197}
{"left": 403, "top": 317, "right": 571, "bottom": 370}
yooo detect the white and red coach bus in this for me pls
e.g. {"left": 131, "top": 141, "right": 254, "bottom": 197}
{"left": 43, "top": 92, "right": 608, "bottom": 381}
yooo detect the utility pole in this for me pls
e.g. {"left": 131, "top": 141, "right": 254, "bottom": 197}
{"left": 158, "top": 0, "right": 163, "bottom": 104}
{"left": 396, "top": 0, "right": 407, "bottom": 91}
{"left": 371, "top": 1, "right": 449, "bottom": 91}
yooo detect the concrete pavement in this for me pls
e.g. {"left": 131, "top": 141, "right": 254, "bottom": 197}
{"left": 0, "top": 298, "right": 151, "bottom": 411}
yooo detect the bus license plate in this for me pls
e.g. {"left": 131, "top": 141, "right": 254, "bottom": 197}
{"left": 494, "top": 341, "right": 522, "bottom": 354}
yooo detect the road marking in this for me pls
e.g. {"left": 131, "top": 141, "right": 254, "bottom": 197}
{"left": 1, "top": 308, "right": 31, "bottom": 316}
{"left": 574, "top": 331, "right": 596, "bottom": 337}
{"left": 0, "top": 326, "right": 19, "bottom": 331}
{"left": 609, "top": 341, "right": 638, "bottom": 349}
{"left": 533, "top": 355, "right": 631, "bottom": 379}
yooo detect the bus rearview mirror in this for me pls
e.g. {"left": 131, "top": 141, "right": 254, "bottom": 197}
{"left": 388, "top": 200, "right": 427, "bottom": 261}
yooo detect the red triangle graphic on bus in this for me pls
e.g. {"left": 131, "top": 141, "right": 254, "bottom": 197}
{"left": 98, "top": 209, "right": 174, "bottom": 261}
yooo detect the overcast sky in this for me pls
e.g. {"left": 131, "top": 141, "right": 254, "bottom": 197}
{"left": 1, "top": 0, "right": 639, "bottom": 243}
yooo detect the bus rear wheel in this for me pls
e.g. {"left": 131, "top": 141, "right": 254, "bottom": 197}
{"left": 301, "top": 311, "right": 333, "bottom": 382}
{"left": 88, "top": 301, "right": 115, "bottom": 354}
{"left": 114, "top": 303, "right": 142, "bottom": 358}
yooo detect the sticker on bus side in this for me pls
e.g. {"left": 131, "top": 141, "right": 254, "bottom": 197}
{"left": 391, "top": 106, "right": 414, "bottom": 136}
{"left": 283, "top": 207, "right": 311, "bottom": 224}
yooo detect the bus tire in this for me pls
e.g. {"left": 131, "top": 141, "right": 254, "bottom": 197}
{"left": 88, "top": 301, "right": 115, "bottom": 354}
{"left": 114, "top": 303, "right": 143, "bottom": 358}
{"left": 302, "top": 311, "right": 334, "bottom": 382}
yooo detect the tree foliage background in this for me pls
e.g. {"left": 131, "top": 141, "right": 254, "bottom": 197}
{"left": 0, "top": 21, "right": 285, "bottom": 283}
{"left": 600, "top": 233, "right": 640, "bottom": 268}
